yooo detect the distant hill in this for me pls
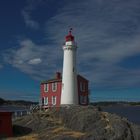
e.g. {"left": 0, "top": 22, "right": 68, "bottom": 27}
{"left": 90, "top": 101, "right": 140, "bottom": 106}
{"left": 0, "top": 98, "right": 37, "bottom": 107}
{"left": 1, "top": 97, "right": 140, "bottom": 107}
{"left": 0, "top": 98, "right": 5, "bottom": 105}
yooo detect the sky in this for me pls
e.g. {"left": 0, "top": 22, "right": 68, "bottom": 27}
{"left": 0, "top": 0, "right": 140, "bottom": 102}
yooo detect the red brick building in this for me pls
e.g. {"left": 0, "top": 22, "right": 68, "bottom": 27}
{"left": 0, "top": 112, "right": 13, "bottom": 138}
{"left": 40, "top": 72, "right": 89, "bottom": 108}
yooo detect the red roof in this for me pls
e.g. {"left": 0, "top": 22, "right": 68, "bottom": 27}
{"left": 65, "top": 29, "right": 74, "bottom": 41}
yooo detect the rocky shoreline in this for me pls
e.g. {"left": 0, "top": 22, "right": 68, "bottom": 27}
{"left": 6, "top": 105, "right": 140, "bottom": 140}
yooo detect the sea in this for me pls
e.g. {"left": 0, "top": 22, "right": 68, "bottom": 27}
{"left": 103, "top": 105, "right": 140, "bottom": 125}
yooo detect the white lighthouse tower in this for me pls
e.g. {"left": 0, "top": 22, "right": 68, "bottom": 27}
{"left": 61, "top": 29, "right": 78, "bottom": 105}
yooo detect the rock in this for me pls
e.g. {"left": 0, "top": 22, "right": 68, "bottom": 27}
{"left": 11, "top": 105, "right": 140, "bottom": 140}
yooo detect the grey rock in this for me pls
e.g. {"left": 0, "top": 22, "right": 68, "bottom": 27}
{"left": 13, "top": 105, "right": 140, "bottom": 140}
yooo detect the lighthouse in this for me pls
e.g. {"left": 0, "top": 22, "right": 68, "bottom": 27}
{"left": 40, "top": 29, "right": 89, "bottom": 107}
{"left": 61, "top": 29, "right": 78, "bottom": 105}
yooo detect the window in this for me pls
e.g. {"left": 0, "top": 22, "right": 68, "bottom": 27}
{"left": 82, "top": 83, "right": 86, "bottom": 91}
{"left": 44, "top": 97, "right": 48, "bottom": 105}
{"left": 42, "top": 98, "right": 44, "bottom": 105}
{"left": 44, "top": 84, "right": 49, "bottom": 92}
{"left": 80, "top": 82, "right": 86, "bottom": 92}
{"left": 52, "top": 96, "right": 56, "bottom": 105}
{"left": 52, "top": 82, "right": 57, "bottom": 92}
{"left": 80, "top": 95, "right": 87, "bottom": 104}
{"left": 80, "top": 82, "right": 82, "bottom": 91}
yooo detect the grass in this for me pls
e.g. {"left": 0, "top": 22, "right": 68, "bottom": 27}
{"left": 6, "top": 134, "right": 38, "bottom": 140}
{"left": 51, "top": 126, "right": 85, "bottom": 138}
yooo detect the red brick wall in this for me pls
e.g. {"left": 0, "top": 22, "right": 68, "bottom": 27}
{"left": 41, "top": 75, "right": 89, "bottom": 107}
{"left": 77, "top": 75, "right": 89, "bottom": 105}
{"left": 0, "top": 112, "right": 13, "bottom": 137}
{"left": 41, "top": 81, "right": 62, "bottom": 107}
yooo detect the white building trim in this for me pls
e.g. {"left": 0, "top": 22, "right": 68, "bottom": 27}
{"left": 44, "top": 83, "right": 49, "bottom": 92}
{"left": 52, "top": 96, "right": 56, "bottom": 105}
{"left": 44, "top": 97, "right": 48, "bottom": 105}
{"left": 52, "top": 82, "right": 57, "bottom": 92}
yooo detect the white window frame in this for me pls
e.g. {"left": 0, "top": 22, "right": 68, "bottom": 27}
{"left": 80, "top": 82, "right": 86, "bottom": 92}
{"left": 52, "top": 82, "right": 57, "bottom": 92}
{"left": 44, "top": 83, "right": 49, "bottom": 92}
{"left": 44, "top": 97, "right": 48, "bottom": 105}
{"left": 52, "top": 96, "right": 56, "bottom": 105}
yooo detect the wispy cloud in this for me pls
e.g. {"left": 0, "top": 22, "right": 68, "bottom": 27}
{"left": 2, "top": 39, "right": 62, "bottom": 81}
{"left": 28, "top": 58, "right": 42, "bottom": 65}
{"left": 2, "top": 0, "right": 140, "bottom": 89}
{"left": 21, "top": 0, "right": 43, "bottom": 29}
{"left": 22, "top": 10, "right": 39, "bottom": 29}
{"left": 44, "top": 0, "right": 140, "bottom": 88}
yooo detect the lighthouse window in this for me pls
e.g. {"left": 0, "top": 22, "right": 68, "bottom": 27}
{"left": 52, "top": 82, "right": 57, "bottom": 92}
{"left": 44, "top": 84, "right": 49, "bottom": 92}
{"left": 44, "top": 97, "right": 48, "bottom": 105}
{"left": 80, "top": 82, "right": 86, "bottom": 92}
{"left": 52, "top": 96, "right": 56, "bottom": 105}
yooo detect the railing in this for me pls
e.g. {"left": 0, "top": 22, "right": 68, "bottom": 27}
{"left": 12, "top": 104, "right": 41, "bottom": 120}
{"left": 30, "top": 104, "right": 41, "bottom": 112}
{"left": 12, "top": 110, "right": 31, "bottom": 120}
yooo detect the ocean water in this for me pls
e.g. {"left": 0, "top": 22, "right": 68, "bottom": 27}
{"left": 0, "top": 105, "right": 28, "bottom": 112}
{"left": 103, "top": 105, "right": 140, "bottom": 125}
{"left": 90, "top": 88, "right": 140, "bottom": 102}
{"left": 0, "top": 105, "right": 30, "bottom": 118}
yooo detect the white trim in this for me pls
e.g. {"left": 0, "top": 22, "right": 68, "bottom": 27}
{"left": 52, "top": 82, "right": 57, "bottom": 92}
{"left": 52, "top": 96, "right": 56, "bottom": 105}
{"left": 44, "top": 83, "right": 49, "bottom": 92}
{"left": 44, "top": 97, "right": 48, "bottom": 105}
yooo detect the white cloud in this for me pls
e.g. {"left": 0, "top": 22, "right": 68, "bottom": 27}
{"left": 2, "top": 0, "right": 140, "bottom": 89}
{"left": 22, "top": 10, "right": 39, "bottom": 29}
{"left": 2, "top": 39, "right": 62, "bottom": 81}
{"left": 21, "top": 0, "right": 43, "bottom": 29}
{"left": 28, "top": 58, "right": 42, "bottom": 65}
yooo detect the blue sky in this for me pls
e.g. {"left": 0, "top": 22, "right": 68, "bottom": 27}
{"left": 0, "top": 0, "right": 140, "bottom": 102}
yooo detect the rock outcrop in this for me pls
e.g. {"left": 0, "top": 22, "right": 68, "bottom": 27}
{"left": 9, "top": 105, "right": 140, "bottom": 140}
